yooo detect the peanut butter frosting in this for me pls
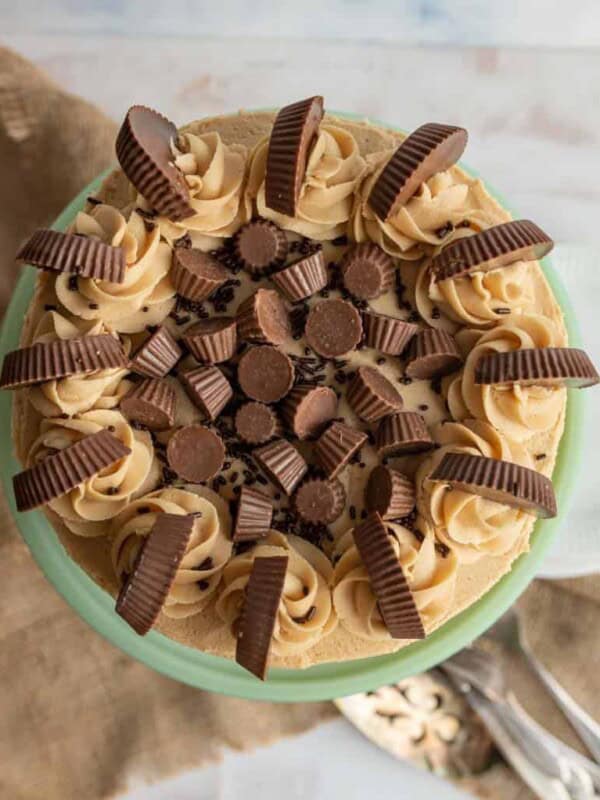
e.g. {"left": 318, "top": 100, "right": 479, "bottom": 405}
{"left": 10, "top": 106, "right": 575, "bottom": 672}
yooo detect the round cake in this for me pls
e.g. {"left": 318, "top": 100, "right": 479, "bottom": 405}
{"left": 5, "top": 97, "right": 598, "bottom": 681}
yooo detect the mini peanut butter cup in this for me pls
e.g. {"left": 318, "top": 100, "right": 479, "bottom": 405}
{"left": 115, "top": 105, "right": 194, "bottom": 221}
{"left": 294, "top": 478, "right": 345, "bottom": 524}
{"left": 375, "top": 412, "right": 434, "bottom": 456}
{"left": 17, "top": 228, "right": 126, "bottom": 283}
{"left": 368, "top": 122, "right": 468, "bottom": 221}
{"left": 365, "top": 466, "right": 416, "bottom": 519}
{"left": 474, "top": 347, "right": 599, "bottom": 389}
{"left": 304, "top": 299, "right": 363, "bottom": 358}
{"left": 237, "top": 346, "right": 295, "bottom": 404}
{"left": 116, "top": 513, "right": 194, "bottom": 635}
{"left": 171, "top": 248, "right": 230, "bottom": 302}
{"left": 271, "top": 250, "right": 328, "bottom": 302}
{"left": 166, "top": 424, "right": 225, "bottom": 483}
{"left": 235, "top": 555, "right": 289, "bottom": 680}
{"left": 179, "top": 365, "right": 232, "bottom": 420}
{"left": 181, "top": 317, "right": 237, "bottom": 364}
{"left": 347, "top": 366, "right": 403, "bottom": 423}
{"left": 235, "top": 402, "right": 282, "bottom": 445}
{"left": 281, "top": 384, "right": 338, "bottom": 440}
{"left": 340, "top": 243, "right": 394, "bottom": 300}
{"left": 405, "top": 329, "right": 462, "bottom": 380}
{"left": 429, "top": 452, "right": 557, "bottom": 518}
{"left": 13, "top": 430, "right": 131, "bottom": 512}
{"left": 0, "top": 335, "right": 128, "bottom": 390}
{"left": 352, "top": 512, "right": 425, "bottom": 639}
{"left": 265, "top": 96, "right": 324, "bottom": 216}
{"left": 432, "top": 220, "right": 554, "bottom": 282}
{"left": 363, "top": 311, "right": 418, "bottom": 356}
{"left": 233, "top": 487, "right": 273, "bottom": 542}
{"left": 236, "top": 288, "right": 291, "bottom": 345}
{"left": 233, "top": 220, "right": 288, "bottom": 275}
{"left": 314, "top": 421, "right": 368, "bottom": 479}
{"left": 253, "top": 439, "right": 307, "bottom": 495}
{"left": 130, "top": 326, "right": 182, "bottom": 378}
{"left": 120, "top": 378, "right": 176, "bottom": 431}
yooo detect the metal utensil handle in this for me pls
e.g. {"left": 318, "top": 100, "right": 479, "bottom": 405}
{"left": 524, "top": 648, "right": 600, "bottom": 764}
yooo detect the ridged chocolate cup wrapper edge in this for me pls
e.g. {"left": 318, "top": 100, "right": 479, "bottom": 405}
{"left": 233, "top": 487, "right": 274, "bottom": 542}
{"left": 116, "top": 513, "right": 194, "bottom": 635}
{"left": 363, "top": 312, "right": 418, "bottom": 356}
{"left": 130, "top": 327, "right": 182, "bottom": 378}
{"left": 271, "top": 250, "right": 328, "bottom": 302}
{"left": 179, "top": 365, "right": 233, "bottom": 421}
{"left": 253, "top": 439, "right": 308, "bottom": 496}
{"left": 474, "top": 347, "right": 599, "bottom": 389}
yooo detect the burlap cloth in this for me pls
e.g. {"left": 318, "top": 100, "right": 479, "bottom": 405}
{"left": 0, "top": 45, "right": 597, "bottom": 800}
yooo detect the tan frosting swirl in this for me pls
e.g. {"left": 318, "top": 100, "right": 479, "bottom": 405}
{"left": 414, "top": 257, "right": 536, "bottom": 331}
{"left": 150, "top": 131, "right": 249, "bottom": 251}
{"left": 351, "top": 155, "right": 510, "bottom": 259}
{"left": 417, "top": 419, "right": 534, "bottom": 563}
{"left": 443, "top": 314, "right": 567, "bottom": 442}
{"left": 111, "top": 486, "right": 232, "bottom": 618}
{"left": 245, "top": 125, "right": 366, "bottom": 240}
{"left": 28, "top": 310, "right": 132, "bottom": 417}
{"left": 215, "top": 531, "right": 337, "bottom": 655}
{"left": 28, "top": 409, "right": 159, "bottom": 537}
{"left": 55, "top": 204, "right": 176, "bottom": 333}
{"left": 332, "top": 520, "right": 458, "bottom": 640}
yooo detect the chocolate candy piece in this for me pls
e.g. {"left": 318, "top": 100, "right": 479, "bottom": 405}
{"left": 0, "top": 335, "right": 128, "bottom": 390}
{"left": 352, "top": 512, "right": 425, "bottom": 639}
{"left": 171, "top": 248, "right": 230, "bottom": 302}
{"left": 375, "top": 412, "right": 433, "bottom": 456}
{"left": 235, "top": 402, "right": 282, "bottom": 445}
{"left": 116, "top": 513, "right": 194, "bottom": 634}
{"left": 236, "top": 288, "right": 291, "bottom": 345}
{"left": 340, "top": 243, "right": 394, "bottom": 301}
{"left": 405, "top": 329, "right": 461, "bottom": 380}
{"left": 294, "top": 478, "right": 345, "bottom": 524}
{"left": 166, "top": 424, "right": 225, "bottom": 483}
{"left": 281, "top": 384, "right": 338, "bottom": 440}
{"left": 237, "top": 346, "right": 295, "bottom": 404}
{"left": 235, "top": 555, "right": 289, "bottom": 680}
{"left": 365, "top": 466, "right": 416, "bottom": 519}
{"left": 347, "top": 366, "right": 403, "bottom": 423}
{"left": 181, "top": 317, "right": 237, "bottom": 364}
{"left": 314, "top": 421, "right": 368, "bottom": 479}
{"left": 120, "top": 378, "right": 176, "bottom": 431}
{"left": 363, "top": 311, "right": 418, "bottom": 356}
{"left": 265, "top": 96, "right": 324, "bottom": 216}
{"left": 179, "top": 365, "right": 232, "bottom": 420}
{"left": 130, "top": 326, "right": 182, "bottom": 378}
{"left": 115, "top": 105, "right": 194, "bottom": 221}
{"left": 474, "top": 347, "right": 599, "bottom": 389}
{"left": 13, "top": 430, "right": 130, "bottom": 512}
{"left": 432, "top": 220, "right": 554, "bottom": 282}
{"left": 17, "top": 228, "right": 126, "bottom": 283}
{"left": 368, "top": 123, "right": 468, "bottom": 221}
{"left": 233, "top": 487, "right": 273, "bottom": 542}
{"left": 253, "top": 439, "right": 307, "bottom": 495}
{"left": 233, "top": 220, "right": 288, "bottom": 275}
{"left": 305, "top": 299, "right": 363, "bottom": 359}
{"left": 271, "top": 250, "right": 328, "bottom": 303}
{"left": 429, "top": 452, "right": 557, "bottom": 518}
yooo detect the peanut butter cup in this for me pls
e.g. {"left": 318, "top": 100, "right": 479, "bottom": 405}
{"left": 234, "top": 402, "right": 282, "bottom": 445}
{"left": 166, "top": 424, "right": 225, "bottom": 483}
{"left": 233, "top": 487, "right": 273, "bottom": 542}
{"left": 375, "top": 412, "right": 433, "bottom": 456}
{"left": 305, "top": 299, "right": 363, "bottom": 358}
{"left": 340, "top": 243, "right": 394, "bottom": 300}
{"left": 129, "top": 326, "right": 182, "bottom": 378}
{"left": 237, "top": 346, "right": 295, "bottom": 404}
{"left": 120, "top": 378, "right": 176, "bottom": 431}
{"left": 171, "top": 248, "right": 230, "bottom": 302}
{"left": 236, "top": 288, "right": 291, "bottom": 345}
{"left": 253, "top": 439, "right": 307, "bottom": 495}
{"left": 365, "top": 466, "right": 416, "bottom": 519}
{"left": 474, "top": 347, "right": 599, "bottom": 389}
{"left": 294, "top": 478, "right": 345, "bottom": 524}
{"left": 181, "top": 317, "right": 237, "bottom": 364}
{"left": 179, "top": 365, "right": 232, "bottom": 420}
{"left": 347, "top": 366, "right": 403, "bottom": 423}
{"left": 363, "top": 311, "right": 418, "bottom": 356}
{"left": 314, "top": 421, "right": 368, "bottom": 479}
{"left": 233, "top": 220, "right": 288, "bottom": 274}
{"left": 405, "top": 329, "right": 462, "bottom": 380}
{"left": 281, "top": 384, "right": 338, "bottom": 440}
{"left": 271, "top": 250, "right": 328, "bottom": 302}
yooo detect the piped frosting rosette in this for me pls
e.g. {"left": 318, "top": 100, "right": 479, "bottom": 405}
{"left": 55, "top": 204, "right": 176, "bottom": 333}
{"left": 111, "top": 486, "right": 232, "bottom": 618}
{"left": 443, "top": 313, "right": 567, "bottom": 443}
{"left": 147, "top": 131, "right": 250, "bottom": 250}
{"left": 417, "top": 419, "right": 534, "bottom": 563}
{"left": 245, "top": 125, "right": 366, "bottom": 240}
{"left": 333, "top": 520, "right": 458, "bottom": 640}
{"left": 215, "top": 531, "right": 337, "bottom": 655}
{"left": 27, "top": 310, "right": 132, "bottom": 417}
{"left": 351, "top": 152, "right": 510, "bottom": 260}
{"left": 27, "top": 409, "right": 158, "bottom": 537}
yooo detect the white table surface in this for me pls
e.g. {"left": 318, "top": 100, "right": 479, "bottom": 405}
{"left": 2, "top": 7, "right": 600, "bottom": 797}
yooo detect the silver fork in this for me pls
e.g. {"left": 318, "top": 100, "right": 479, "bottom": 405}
{"left": 486, "top": 608, "right": 600, "bottom": 763}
